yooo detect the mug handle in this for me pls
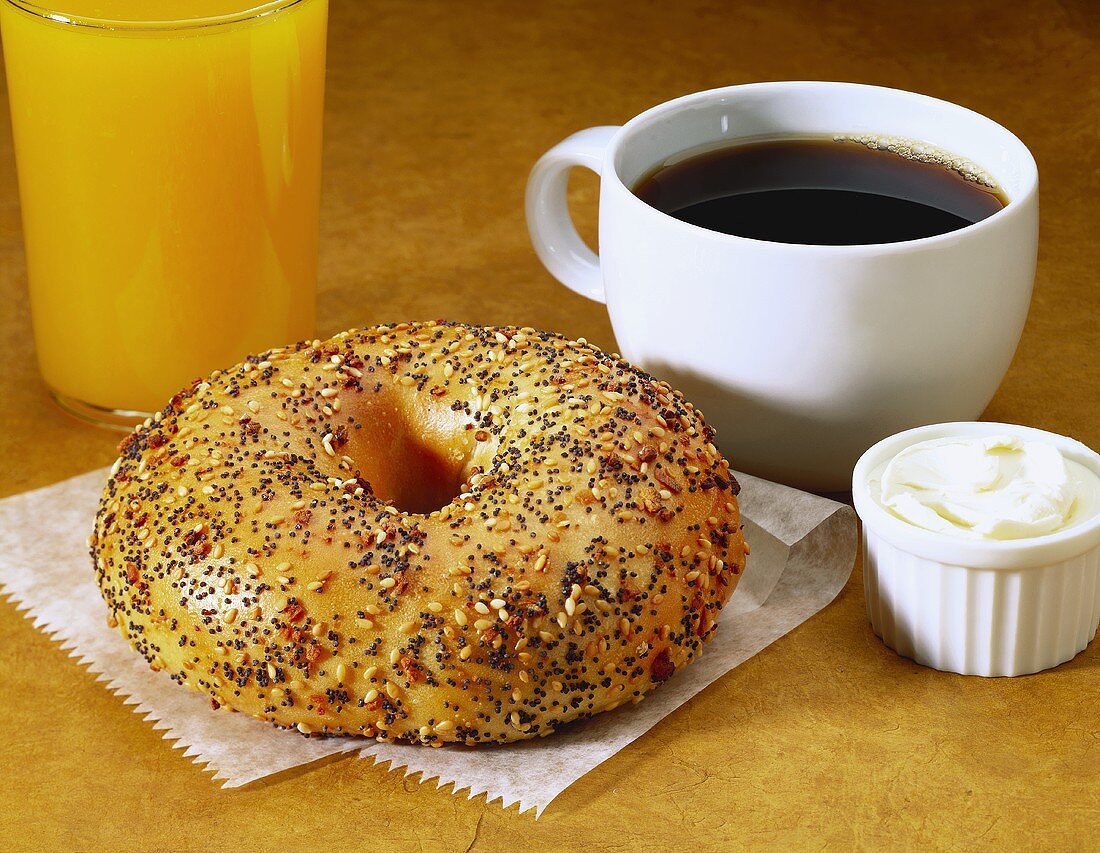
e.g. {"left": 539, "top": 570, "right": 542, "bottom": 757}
{"left": 525, "top": 126, "right": 620, "bottom": 304}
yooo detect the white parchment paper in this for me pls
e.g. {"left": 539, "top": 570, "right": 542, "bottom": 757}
{"left": 0, "top": 468, "right": 856, "bottom": 816}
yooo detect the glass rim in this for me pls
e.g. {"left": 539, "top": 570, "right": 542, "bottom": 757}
{"left": 1, "top": 0, "right": 306, "bottom": 31}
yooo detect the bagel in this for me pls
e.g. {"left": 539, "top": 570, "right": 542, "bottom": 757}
{"left": 92, "top": 321, "right": 748, "bottom": 744}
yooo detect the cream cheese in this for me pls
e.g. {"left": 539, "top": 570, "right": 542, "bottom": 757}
{"left": 876, "top": 434, "right": 1100, "bottom": 540}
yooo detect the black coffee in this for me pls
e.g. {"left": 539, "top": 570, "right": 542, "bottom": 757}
{"left": 632, "top": 137, "right": 1008, "bottom": 245}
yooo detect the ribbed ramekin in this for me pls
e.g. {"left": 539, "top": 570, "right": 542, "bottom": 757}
{"left": 852, "top": 422, "right": 1100, "bottom": 676}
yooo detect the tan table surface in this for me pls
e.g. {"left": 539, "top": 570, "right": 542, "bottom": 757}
{"left": 1, "top": 1, "right": 1097, "bottom": 849}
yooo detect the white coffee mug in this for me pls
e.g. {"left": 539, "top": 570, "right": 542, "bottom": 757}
{"left": 526, "top": 82, "right": 1039, "bottom": 491}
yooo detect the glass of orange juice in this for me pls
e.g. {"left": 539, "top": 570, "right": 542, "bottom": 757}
{"left": 0, "top": 0, "right": 328, "bottom": 427}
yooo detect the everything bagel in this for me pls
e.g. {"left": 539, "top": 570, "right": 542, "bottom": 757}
{"left": 92, "top": 321, "right": 748, "bottom": 744}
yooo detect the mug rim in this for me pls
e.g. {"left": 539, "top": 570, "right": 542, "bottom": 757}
{"left": 607, "top": 80, "right": 1039, "bottom": 253}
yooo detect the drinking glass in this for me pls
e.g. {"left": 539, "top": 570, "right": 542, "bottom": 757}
{"left": 0, "top": 0, "right": 328, "bottom": 427}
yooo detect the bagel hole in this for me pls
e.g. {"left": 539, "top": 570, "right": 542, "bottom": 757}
{"left": 346, "top": 395, "right": 474, "bottom": 515}
{"left": 381, "top": 437, "right": 466, "bottom": 515}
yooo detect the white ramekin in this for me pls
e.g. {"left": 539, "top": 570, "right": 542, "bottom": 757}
{"left": 852, "top": 422, "right": 1100, "bottom": 677}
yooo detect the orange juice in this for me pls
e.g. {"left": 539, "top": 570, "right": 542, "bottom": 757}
{"left": 0, "top": 0, "right": 327, "bottom": 422}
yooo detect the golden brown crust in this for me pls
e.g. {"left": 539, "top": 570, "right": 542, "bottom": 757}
{"left": 92, "top": 321, "right": 747, "bottom": 744}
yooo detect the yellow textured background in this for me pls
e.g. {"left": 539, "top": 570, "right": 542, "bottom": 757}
{"left": 0, "top": 1, "right": 1097, "bottom": 849}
